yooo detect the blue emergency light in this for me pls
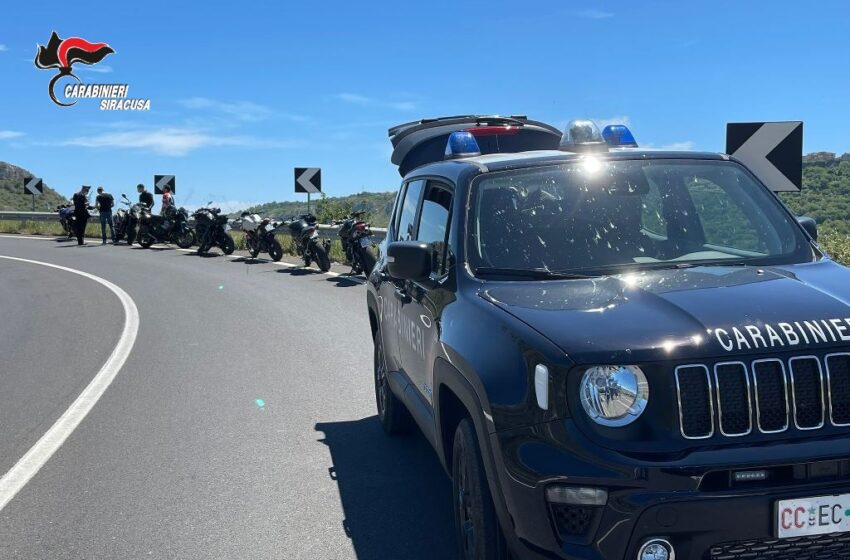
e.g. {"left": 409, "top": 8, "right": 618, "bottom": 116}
{"left": 445, "top": 131, "right": 481, "bottom": 160}
{"left": 601, "top": 124, "right": 638, "bottom": 147}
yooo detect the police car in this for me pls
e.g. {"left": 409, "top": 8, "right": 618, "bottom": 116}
{"left": 366, "top": 115, "right": 849, "bottom": 560}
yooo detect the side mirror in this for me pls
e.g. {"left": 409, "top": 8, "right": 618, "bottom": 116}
{"left": 387, "top": 241, "right": 432, "bottom": 282}
{"left": 797, "top": 216, "right": 818, "bottom": 241}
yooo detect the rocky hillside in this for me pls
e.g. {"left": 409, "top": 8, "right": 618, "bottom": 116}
{"left": 0, "top": 162, "right": 68, "bottom": 211}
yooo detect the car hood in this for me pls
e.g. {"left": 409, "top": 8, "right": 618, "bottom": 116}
{"left": 481, "top": 260, "right": 850, "bottom": 363}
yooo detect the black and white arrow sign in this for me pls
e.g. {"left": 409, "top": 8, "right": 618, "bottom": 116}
{"left": 154, "top": 174, "right": 176, "bottom": 194}
{"left": 726, "top": 121, "right": 803, "bottom": 192}
{"left": 294, "top": 167, "right": 321, "bottom": 194}
{"left": 22, "top": 177, "right": 43, "bottom": 195}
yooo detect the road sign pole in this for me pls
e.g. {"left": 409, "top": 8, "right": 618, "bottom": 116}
{"left": 307, "top": 192, "right": 311, "bottom": 214}
{"left": 31, "top": 193, "right": 35, "bottom": 211}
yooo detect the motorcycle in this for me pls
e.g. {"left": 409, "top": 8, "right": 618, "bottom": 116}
{"left": 55, "top": 204, "right": 75, "bottom": 239}
{"left": 235, "top": 212, "right": 284, "bottom": 261}
{"left": 113, "top": 194, "right": 137, "bottom": 242}
{"left": 285, "top": 213, "right": 331, "bottom": 272}
{"left": 335, "top": 210, "right": 377, "bottom": 275}
{"left": 136, "top": 203, "right": 196, "bottom": 249}
{"left": 193, "top": 204, "right": 235, "bottom": 255}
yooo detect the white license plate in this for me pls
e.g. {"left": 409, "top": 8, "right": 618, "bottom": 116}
{"left": 359, "top": 236, "right": 372, "bottom": 248}
{"left": 776, "top": 494, "right": 850, "bottom": 538}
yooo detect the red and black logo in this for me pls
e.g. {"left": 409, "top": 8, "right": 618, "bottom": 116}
{"left": 34, "top": 32, "right": 114, "bottom": 106}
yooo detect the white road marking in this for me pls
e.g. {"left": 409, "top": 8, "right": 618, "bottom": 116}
{"left": 0, "top": 234, "right": 59, "bottom": 241}
{"left": 0, "top": 256, "right": 139, "bottom": 512}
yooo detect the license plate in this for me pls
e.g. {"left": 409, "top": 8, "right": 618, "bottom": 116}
{"left": 359, "top": 236, "right": 373, "bottom": 248}
{"left": 776, "top": 494, "right": 850, "bottom": 538}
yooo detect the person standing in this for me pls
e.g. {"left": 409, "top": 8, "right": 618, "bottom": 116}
{"left": 160, "top": 185, "right": 174, "bottom": 215}
{"left": 95, "top": 186, "right": 116, "bottom": 244}
{"left": 138, "top": 183, "right": 154, "bottom": 209}
{"left": 71, "top": 186, "right": 93, "bottom": 246}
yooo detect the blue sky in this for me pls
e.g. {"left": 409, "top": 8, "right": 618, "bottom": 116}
{"left": 1, "top": 0, "right": 848, "bottom": 209}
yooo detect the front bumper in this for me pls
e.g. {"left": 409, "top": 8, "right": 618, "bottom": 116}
{"left": 489, "top": 421, "right": 850, "bottom": 560}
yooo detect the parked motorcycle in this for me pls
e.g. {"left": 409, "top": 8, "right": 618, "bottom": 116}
{"left": 113, "top": 194, "right": 136, "bottom": 242}
{"left": 194, "top": 205, "right": 235, "bottom": 255}
{"left": 235, "top": 212, "right": 284, "bottom": 261}
{"left": 136, "top": 204, "right": 195, "bottom": 248}
{"left": 286, "top": 213, "right": 331, "bottom": 272}
{"left": 55, "top": 204, "right": 75, "bottom": 239}
{"left": 335, "top": 210, "right": 377, "bottom": 275}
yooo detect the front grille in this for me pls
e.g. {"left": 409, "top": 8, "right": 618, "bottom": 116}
{"left": 677, "top": 353, "right": 850, "bottom": 440}
{"left": 707, "top": 532, "right": 850, "bottom": 560}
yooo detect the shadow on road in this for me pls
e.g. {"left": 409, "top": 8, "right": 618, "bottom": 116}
{"left": 181, "top": 251, "right": 223, "bottom": 258}
{"left": 315, "top": 416, "right": 455, "bottom": 560}
{"left": 325, "top": 276, "right": 364, "bottom": 288}
{"left": 275, "top": 267, "right": 323, "bottom": 276}
{"left": 230, "top": 256, "right": 270, "bottom": 265}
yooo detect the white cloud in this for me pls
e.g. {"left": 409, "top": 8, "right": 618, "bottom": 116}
{"left": 335, "top": 93, "right": 416, "bottom": 111}
{"left": 60, "top": 126, "right": 301, "bottom": 156}
{"left": 576, "top": 9, "right": 614, "bottom": 19}
{"left": 0, "top": 45, "right": 7, "bottom": 52}
{"left": 77, "top": 64, "right": 113, "bottom": 74}
{"left": 178, "top": 97, "right": 308, "bottom": 123}
{"left": 0, "top": 130, "right": 24, "bottom": 140}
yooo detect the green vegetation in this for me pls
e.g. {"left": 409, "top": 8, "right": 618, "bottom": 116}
{"left": 243, "top": 191, "right": 396, "bottom": 227}
{"left": 0, "top": 162, "right": 69, "bottom": 211}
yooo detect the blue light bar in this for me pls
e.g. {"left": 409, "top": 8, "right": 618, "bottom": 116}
{"left": 601, "top": 124, "right": 638, "bottom": 148}
{"left": 445, "top": 131, "right": 481, "bottom": 160}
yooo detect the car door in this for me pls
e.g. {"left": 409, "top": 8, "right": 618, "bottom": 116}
{"left": 397, "top": 180, "right": 454, "bottom": 406}
{"left": 377, "top": 179, "right": 425, "bottom": 376}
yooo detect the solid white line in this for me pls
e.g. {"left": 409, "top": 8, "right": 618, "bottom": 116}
{"left": 0, "top": 234, "right": 58, "bottom": 241}
{"left": 0, "top": 255, "right": 139, "bottom": 512}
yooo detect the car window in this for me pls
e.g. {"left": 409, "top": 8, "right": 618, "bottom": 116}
{"left": 641, "top": 179, "right": 668, "bottom": 238}
{"left": 416, "top": 183, "right": 452, "bottom": 276}
{"left": 396, "top": 180, "right": 424, "bottom": 241}
{"left": 686, "top": 174, "right": 768, "bottom": 252}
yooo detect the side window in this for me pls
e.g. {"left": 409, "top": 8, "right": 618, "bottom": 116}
{"left": 396, "top": 180, "right": 424, "bottom": 242}
{"left": 389, "top": 183, "right": 405, "bottom": 239}
{"left": 688, "top": 176, "right": 767, "bottom": 252}
{"left": 416, "top": 182, "right": 453, "bottom": 276}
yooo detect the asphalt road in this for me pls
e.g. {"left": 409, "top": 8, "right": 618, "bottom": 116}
{"left": 0, "top": 235, "right": 455, "bottom": 559}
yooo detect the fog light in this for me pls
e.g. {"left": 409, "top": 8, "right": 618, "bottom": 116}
{"left": 545, "top": 485, "right": 607, "bottom": 506}
{"left": 638, "top": 538, "right": 674, "bottom": 560}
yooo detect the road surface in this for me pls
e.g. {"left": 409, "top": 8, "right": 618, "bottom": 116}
{"left": 0, "top": 235, "right": 455, "bottom": 559}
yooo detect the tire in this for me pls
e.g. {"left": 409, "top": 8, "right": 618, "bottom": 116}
{"left": 175, "top": 229, "right": 195, "bottom": 249}
{"left": 139, "top": 233, "right": 154, "bottom": 248}
{"left": 126, "top": 225, "right": 136, "bottom": 245}
{"left": 452, "top": 418, "right": 507, "bottom": 560}
{"left": 360, "top": 246, "right": 378, "bottom": 276}
{"left": 220, "top": 233, "right": 235, "bottom": 255}
{"left": 312, "top": 241, "right": 331, "bottom": 272}
{"left": 248, "top": 238, "right": 260, "bottom": 259}
{"left": 374, "top": 330, "right": 410, "bottom": 435}
{"left": 268, "top": 239, "right": 283, "bottom": 262}
{"left": 197, "top": 244, "right": 209, "bottom": 255}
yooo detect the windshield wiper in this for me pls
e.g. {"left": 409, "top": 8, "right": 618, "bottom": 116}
{"left": 474, "top": 267, "right": 593, "bottom": 280}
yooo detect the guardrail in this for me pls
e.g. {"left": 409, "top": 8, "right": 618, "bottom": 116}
{"left": 0, "top": 211, "right": 388, "bottom": 244}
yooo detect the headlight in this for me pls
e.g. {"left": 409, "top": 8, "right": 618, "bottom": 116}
{"left": 579, "top": 365, "right": 648, "bottom": 427}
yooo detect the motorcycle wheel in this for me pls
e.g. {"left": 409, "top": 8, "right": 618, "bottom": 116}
{"left": 221, "top": 233, "right": 235, "bottom": 255}
{"left": 268, "top": 239, "right": 283, "bottom": 262}
{"left": 312, "top": 241, "right": 331, "bottom": 272}
{"left": 175, "top": 229, "right": 196, "bottom": 249}
{"left": 127, "top": 226, "right": 136, "bottom": 245}
{"left": 248, "top": 238, "right": 260, "bottom": 259}
{"left": 139, "top": 233, "right": 155, "bottom": 248}
{"left": 360, "top": 246, "right": 378, "bottom": 276}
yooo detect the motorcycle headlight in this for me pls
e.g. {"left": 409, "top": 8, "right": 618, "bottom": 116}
{"left": 579, "top": 365, "right": 649, "bottom": 427}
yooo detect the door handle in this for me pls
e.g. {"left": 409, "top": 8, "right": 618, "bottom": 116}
{"left": 394, "top": 287, "right": 411, "bottom": 304}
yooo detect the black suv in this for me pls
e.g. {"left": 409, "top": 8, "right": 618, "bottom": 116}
{"left": 366, "top": 116, "right": 849, "bottom": 560}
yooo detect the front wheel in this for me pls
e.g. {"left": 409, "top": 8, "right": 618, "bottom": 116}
{"left": 139, "top": 233, "right": 155, "bottom": 248}
{"left": 452, "top": 418, "right": 507, "bottom": 560}
{"left": 312, "top": 241, "right": 331, "bottom": 272}
{"left": 220, "top": 233, "right": 235, "bottom": 255}
{"left": 268, "top": 239, "right": 283, "bottom": 262}
{"left": 126, "top": 225, "right": 136, "bottom": 245}
{"left": 175, "top": 229, "right": 195, "bottom": 249}
{"left": 247, "top": 237, "right": 260, "bottom": 259}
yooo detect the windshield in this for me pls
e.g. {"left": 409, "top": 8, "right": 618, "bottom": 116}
{"left": 468, "top": 159, "right": 813, "bottom": 275}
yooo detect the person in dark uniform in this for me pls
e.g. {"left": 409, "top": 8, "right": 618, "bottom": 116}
{"left": 71, "top": 186, "right": 93, "bottom": 245}
{"left": 137, "top": 183, "right": 154, "bottom": 209}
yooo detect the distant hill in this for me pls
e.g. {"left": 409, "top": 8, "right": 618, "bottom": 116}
{"left": 243, "top": 191, "right": 397, "bottom": 227}
{"left": 0, "top": 162, "right": 68, "bottom": 211}
{"left": 781, "top": 154, "right": 850, "bottom": 234}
